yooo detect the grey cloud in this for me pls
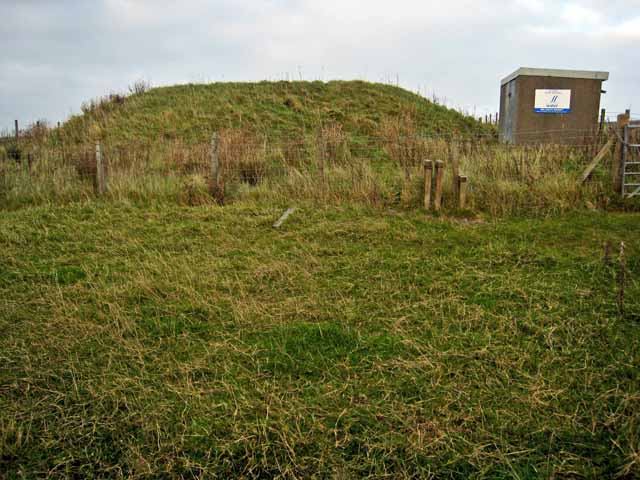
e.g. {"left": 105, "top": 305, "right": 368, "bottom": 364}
{"left": 1, "top": 0, "right": 638, "bottom": 131}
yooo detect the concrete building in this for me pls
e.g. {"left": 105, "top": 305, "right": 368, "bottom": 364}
{"left": 499, "top": 67, "right": 609, "bottom": 144}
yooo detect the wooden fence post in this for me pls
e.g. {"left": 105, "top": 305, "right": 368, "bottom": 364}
{"left": 613, "top": 112, "right": 630, "bottom": 193}
{"left": 423, "top": 160, "right": 433, "bottom": 211}
{"left": 449, "top": 141, "right": 460, "bottom": 199}
{"left": 95, "top": 141, "right": 106, "bottom": 195}
{"left": 317, "top": 131, "right": 326, "bottom": 185}
{"left": 434, "top": 160, "right": 444, "bottom": 211}
{"left": 209, "top": 132, "right": 223, "bottom": 203}
{"left": 457, "top": 175, "right": 468, "bottom": 209}
{"left": 14, "top": 120, "right": 19, "bottom": 141}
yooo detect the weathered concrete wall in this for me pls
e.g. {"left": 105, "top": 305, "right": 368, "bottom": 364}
{"left": 500, "top": 75, "right": 604, "bottom": 145}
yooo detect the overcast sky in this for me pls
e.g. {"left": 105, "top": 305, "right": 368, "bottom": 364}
{"left": 1, "top": 0, "right": 638, "bottom": 131}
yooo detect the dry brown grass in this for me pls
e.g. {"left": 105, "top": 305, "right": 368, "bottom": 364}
{"left": 218, "top": 129, "right": 268, "bottom": 185}
{"left": 0, "top": 120, "right": 631, "bottom": 216}
{"left": 316, "top": 121, "right": 351, "bottom": 167}
{"left": 380, "top": 109, "right": 431, "bottom": 179}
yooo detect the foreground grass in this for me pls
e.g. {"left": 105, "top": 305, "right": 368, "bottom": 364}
{"left": 1, "top": 202, "right": 639, "bottom": 478}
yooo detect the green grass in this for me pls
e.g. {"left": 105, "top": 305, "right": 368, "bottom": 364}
{"left": 1, "top": 201, "right": 639, "bottom": 478}
{"left": 55, "top": 80, "right": 494, "bottom": 144}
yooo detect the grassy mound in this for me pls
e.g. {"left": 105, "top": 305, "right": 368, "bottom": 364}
{"left": 57, "top": 80, "right": 493, "bottom": 143}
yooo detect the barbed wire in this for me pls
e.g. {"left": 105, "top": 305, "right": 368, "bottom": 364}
{"left": 3, "top": 122, "right": 636, "bottom": 169}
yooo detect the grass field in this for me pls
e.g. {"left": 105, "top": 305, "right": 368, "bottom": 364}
{"left": 1, "top": 201, "right": 639, "bottom": 478}
{"left": 1, "top": 80, "right": 638, "bottom": 478}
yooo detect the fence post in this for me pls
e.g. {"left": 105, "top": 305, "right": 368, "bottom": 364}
{"left": 449, "top": 141, "right": 460, "bottom": 199}
{"left": 613, "top": 112, "right": 630, "bottom": 193}
{"left": 210, "top": 132, "right": 219, "bottom": 183}
{"left": 317, "top": 131, "right": 326, "bottom": 185}
{"left": 423, "top": 160, "right": 433, "bottom": 211}
{"left": 95, "top": 141, "right": 106, "bottom": 195}
{"left": 434, "top": 160, "right": 444, "bottom": 211}
{"left": 209, "top": 132, "right": 223, "bottom": 202}
{"left": 457, "top": 175, "right": 468, "bottom": 209}
{"left": 14, "top": 120, "right": 19, "bottom": 141}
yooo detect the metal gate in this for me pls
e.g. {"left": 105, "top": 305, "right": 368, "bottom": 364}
{"left": 622, "top": 124, "right": 640, "bottom": 198}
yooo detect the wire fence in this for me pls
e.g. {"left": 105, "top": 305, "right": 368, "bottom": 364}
{"left": 0, "top": 127, "right": 619, "bottom": 170}
{"left": 2, "top": 123, "right": 635, "bottom": 217}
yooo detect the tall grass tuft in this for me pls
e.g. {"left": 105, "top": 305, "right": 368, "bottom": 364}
{"left": 457, "top": 144, "right": 610, "bottom": 215}
{"left": 380, "top": 109, "right": 431, "bottom": 178}
{"left": 218, "top": 130, "right": 268, "bottom": 186}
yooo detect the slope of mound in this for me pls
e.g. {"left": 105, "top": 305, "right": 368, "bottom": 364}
{"left": 59, "top": 80, "right": 493, "bottom": 143}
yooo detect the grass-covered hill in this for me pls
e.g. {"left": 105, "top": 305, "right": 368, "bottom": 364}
{"left": 58, "top": 80, "right": 493, "bottom": 144}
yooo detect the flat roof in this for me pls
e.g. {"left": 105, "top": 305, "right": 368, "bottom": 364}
{"left": 501, "top": 67, "right": 609, "bottom": 86}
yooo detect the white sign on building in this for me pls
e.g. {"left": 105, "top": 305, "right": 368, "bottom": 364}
{"left": 534, "top": 89, "right": 571, "bottom": 114}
